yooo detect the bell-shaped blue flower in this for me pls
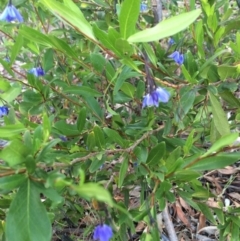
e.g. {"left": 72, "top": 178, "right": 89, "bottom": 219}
{"left": 29, "top": 67, "right": 45, "bottom": 77}
{"left": 0, "top": 106, "right": 9, "bottom": 117}
{"left": 4, "top": 56, "right": 10, "bottom": 63}
{"left": 168, "top": 38, "right": 175, "bottom": 46}
{"left": 140, "top": 3, "right": 148, "bottom": 12}
{"left": 142, "top": 87, "right": 170, "bottom": 108}
{"left": 169, "top": 51, "right": 184, "bottom": 65}
{"left": 155, "top": 87, "right": 170, "bottom": 103}
{"left": 0, "top": 3, "right": 23, "bottom": 23}
{"left": 59, "top": 136, "right": 68, "bottom": 142}
{"left": 93, "top": 224, "right": 113, "bottom": 241}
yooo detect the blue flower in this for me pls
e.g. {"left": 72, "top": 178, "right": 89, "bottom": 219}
{"left": 0, "top": 106, "right": 9, "bottom": 117}
{"left": 29, "top": 67, "right": 45, "bottom": 77}
{"left": 168, "top": 51, "right": 184, "bottom": 65}
{"left": 0, "top": 3, "right": 23, "bottom": 22}
{"left": 93, "top": 224, "right": 113, "bottom": 241}
{"left": 4, "top": 56, "right": 10, "bottom": 63}
{"left": 168, "top": 38, "right": 175, "bottom": 46}
{"left": 59, "top": 136, "right": 68, "bottom": 142}
{"left": 142, "top": 87, "right": 170, "bottom": 108}
{"left": 140, "top": 3, "right": 148, "bottom": 12}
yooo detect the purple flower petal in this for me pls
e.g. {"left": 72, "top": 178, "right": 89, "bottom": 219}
{"left": 156, "top": 87, "right": 170, "bottom": 103}
{"left": 169, "top": 51, "right": 184, "bottom": 65}
{"left": 0, "top": 106, "right": 9, "bottom": 117}
{"left": 140, "top": 3, "right": 148, "bottom": 12}
{"left": 93, "top": 224, "right": 113, "bottom": 241}
{"left": 0, "top": 4, "right": 23, "bottom": 22}
{"left": 168, "top": 38, "right": 175, "bottom": 46}
{"left": 29, "top": 67, "right": 45, "bottom": 77}
{"left": 142, "top": 88, "right": 170, "bottom": 108}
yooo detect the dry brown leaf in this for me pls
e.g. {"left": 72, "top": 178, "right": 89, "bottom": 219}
{"left": 197, "top": 226, "right": 218, "bottom": 235}
{"left": 197, "top": 213, "right": 206, "bottom": 232}
{"left": 179, "top": 197, "right": 194, "bottom": 215}
{"left": 228, "top": 192, "right": 240, "bottom": 201}
{"left": 135, "top": 221, "right": 146, "bottom": 233}
{"left": 218, "top": 166, "right": 237, "bottom": 175}
{"left": 204, "top": 176, "right": 222, "bottom": 194}
{"left": 206, "top": 198, "right": 219, "bottom": 208}
{"left": 232, "top": 200, "right": 240, "bottom": 207}
{"left": 175, "top": 201, "right": 191, "bottom": 228}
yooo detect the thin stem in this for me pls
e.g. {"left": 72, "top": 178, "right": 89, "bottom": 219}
{"left": 38, "top": 125, "right": 165, "bottom": 168}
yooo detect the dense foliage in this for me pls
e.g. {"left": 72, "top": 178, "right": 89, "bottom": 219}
{"left": 0, "top": 0, "right": 240, "bottom": 240}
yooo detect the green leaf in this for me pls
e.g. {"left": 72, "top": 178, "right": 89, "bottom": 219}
{"left": 202, "top": 133, "right": 238, "bottom": 158}
{"left": 180, "top": 89, "right": 196, "bottom": 115}
{"left": 197, "top": 203, "right": 216, "bottom": 224}
{"left": 0, "top": 83, "right": 22, "bottom": 103}
{"left": 166, "top": 157, "right": 184, "bottom": 174}
{"left": 103, "top": 127, "right": 125, "bottom": 147}
{"left": 0, "top": 79, "right": 10, "bottom": 92}
{"left": 77, "top": 107, "right": 86, "bottom": 133}
{"left": 92, "top": 25, "right": 122, "bottom": 56}
{"left": 86, "top": 97, "right": 104, "bottom": 121}
{"left": 173, "top": 170, "right": 200, "bottom": 182}
{"left": 134, "top": 146, "right": 148, "bottom": 163}
{"left": 213, "top": 208, "right": 224, "bottom": 225}
{"left": 119, "top": 0, "right": 140, "bottom": 39}
{"left": 6, "top": 179, "right": 52, "bottom": 241}
{"left": 0, "top": 124, "right": 25, "bottom": 138}
{"left": 20, "top": 26, "right": 77, "bottom": 58}
{"left": 64, "top": 86, "right": 102, "bottom": 97}
{"left": 195, "top": 19, "right": 205, "bottom": 58}
{"left": 142, "top": 43, "right": 157, "bottom": 67}
{"left": 121, "top": 82, "right": 135, "bottom": 98}
{"left": 181, "top": 65, "right": 196, "bottom": 83}
{"left": 19, "top": 26, "right": 52, "bottom": 47}
{"left": 42, "top": 112, "right": 51, "bottom": 142}
{"left": 48, "top": 35, "right": 78, "bottom": 58}
{"left": 118, "top": 157, "right": 129, "bottom": 188}
{"left": 183, "top": 130, "right": 195, "bottom": 156}
{"left": 11, "top": 33, "right": 23, "bottom": 64}
{"left": 231, "top": 222, "right": 240, "bottom": 240}
{"left": 115, "top": 38, "right": 134, "bottom": 55}
{"left": 188, "top": 152, "right": 240, "bottom": 171}
{"left": 89, "top": 157, "right": 105, "bottom": 173}
{"left": 90, "top": 53, "right": 106, "bottom": 73}
{"left": 43, "top": 48, "right": 54, "bottom": 72}
{"left": 114, "top": 66, "right": 140, "bottom": 94}
{"left": 136, "top": 80, "right": 145, "bottom": 99}
{"left": 73, "top": 183, "right": 113, "bottom": 205}
{"left": 40, "top": 0, "right": 96, "bottom": 41}
{"left": 0, "top": 59, "right": 14, "bottom": 76}
{"left": 86, "top": 132, "right": 96, "bottom": 151}
{"left": 219, "top": 90, "right": 240, "bottom": 108}
{"left": 199, "top": 49, "right": 227, "bottom": 74}
{"left": 36, "top": 139, "right": 61, "bottom": 163}
{"left": 128, "top": 9, "right": 201, "bottom": 42}
{"left": 218, "top": 65, "right": 240, "bottom": 81}
{"left": 93, "top": 125, "right": 105, "bottom": 149}
{"left": 0, "top": 140, "right": 30, "bottom": 166}
{"left": 166, "top": 146, "right": 181, "bottom": 167}
{"left": 54, "top": 120, "right": 79, "bottom": 136}
{"left": 146, "top": 142, "right": 166, "bottom": 165}
{"left": 0, "top": 174, "right": 27, "bottom": 191}
{"left": 209, "top": 91, "right": 230, "bottom": 136}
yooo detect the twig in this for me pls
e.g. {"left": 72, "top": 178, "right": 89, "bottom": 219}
{"left": 70, "top": 125, "right": 164, "bottom": 165}
{"left": 162, "top": 204, "right": 178, "bottom": 241}
{"left": 45, "top": 125, "right": 164, "bottom": 168}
